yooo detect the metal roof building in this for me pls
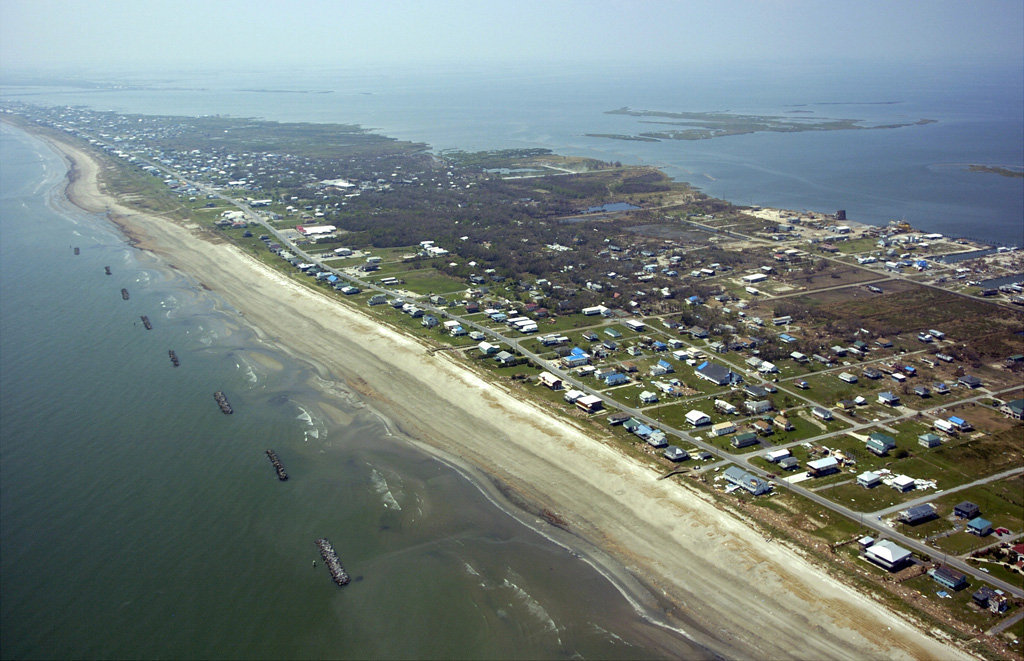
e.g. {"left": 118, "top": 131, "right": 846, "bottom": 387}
{"left": 723, "top": 466, "right": 772, "bottom": 495}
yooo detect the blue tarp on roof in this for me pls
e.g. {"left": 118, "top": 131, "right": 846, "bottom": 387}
{"left": 569, "top": 347, "right": 587, "bottom": 357}
{"left": 657, "top": 359, "right": 672, "bottom": 369}
{"left": 949, "top": 416, "right": 966, "bottom": 425}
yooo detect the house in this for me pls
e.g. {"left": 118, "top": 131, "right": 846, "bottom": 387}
{"left": 1000, "top": 398, "right": 1024, "bottom": 420}
{"left": 639, "top": 391, "right": 659, "bottom": 404}
{"left": 929, "top": 566, "right": 967, "bottom": 591}
{"left": 650, "top": 359, "right": 674, "bottom": 376}
{"left": 575, "top": 394, "right": 604, "bottom": 413}
{"left": 838, "top": 372, "right": 858, "bottom": 384}
{"left": 857, "top": 471, "right": 881, "bottom": 488}
{"left": 695, "top": 361, "right": 742, "bottom": 386}
{"left": 743, "top": 384, "right": 768, "bottom": 398}
{"left": 731, "top": 432, "right": 759, "bottom": 448}
{"left": 624, "top": 319, "right": 645, "bottom": 332}
{"left": 866, "top": 432, "right": 897, "bottom": 456}
{"left": 646, "top": 432, "right": 668, "bottom": 448}
{"left": 561, "top": 347, "right": 590, "bottom": 368}
{"left": 723, "top": 466, "right": 772, "bottom": 495}
{"left": 765, "top": 448, "right": 791, "bottom": 463}
{"left": 607, "top": 412, "right": 631, "bottom": 426}
{"left": 948, "top": 416, "right": 972, "bottom": 432}
{"left": 685, "top": 410, "right": 711, "bottom": 426}
{"left": 875, "top": 338, "right": 893, "bottom": 348}
{"left": 891, "top": 475, "right": 916, "bottom": 492}
{"left": 751, "top": 420, "right": 774, "bottom": 436}
{"left": 863, "top": 367, "right": 882, "bottom": 380}
{"left": 958, "top": 375, "right": 982, "bottom": 388}
{"left": 864, "top": 540, "right": 912, "bottom": 571}
{"left": 954, "top": 501, "right": 980, "bottom": 519}
{"left": 604, "top": 372, "right": 629, "bottom": 386}
{"left": 714, "top": 399, "right": 738, "bottom": 415}
{"left": 973, "top": 587, "right": 1009, "bottom": 613}
{"left": 773, "top": 415, "right": 794, "bottom": 431}
{"left": 477, "top": 342, "right": 500, "bottom": 357}
{"left": 778, "top": 456, "right": 800, "bottom": 470}
{"left": 711, "top": 421, "right": 737, "bottom": 437}
{"left": 538, "top": 372, "right": 563, "bottom": 390}
{"left": 811, "top": 406, "right": 833, "bottom": 421}
{"left": 898, "top": 503, "right": 937, "bottom": 525}
{"left": 878, "top": 392, "right": 901, "bottom": 407}
{"left": 563, "top": 389, "right": 585, "bottom": 404}
{"left": 421, "top": 315, "right": 440, "bottom": 328}
{"left": 933, "top": 381, "right": 950, "bottom": 394}
{"left": 604, "top": 328, "right": 623, "bottom": 339}
{"left": 933, "top": 419, "right": 958, "bottom": 435}
{"left": 967, "top": 517, "right": 993, "bottom": 536}
{"left": 807, "top": 456, "right": 839, "bottom": 477}
{"left": 494, "top": 351, "right": 518, "bottom": 366}
{"left": 664, "top": 446, "right": 689, "bottom": 462}
{"left": 916, "top": 433, "right": 941, "bottom": 449}
{"left": 745, "top": 400, "right": 772, "bottom": 415}
{"left": 913, "top": 386, "right": 931, "bottom": 398}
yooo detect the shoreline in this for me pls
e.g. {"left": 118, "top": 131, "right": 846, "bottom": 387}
{"left": 28, "top": 122, "right": 972, "bottom": 660}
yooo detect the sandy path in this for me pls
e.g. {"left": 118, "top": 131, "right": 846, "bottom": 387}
{"left": 41, "top": 130, "right": 967, "bottom": 660}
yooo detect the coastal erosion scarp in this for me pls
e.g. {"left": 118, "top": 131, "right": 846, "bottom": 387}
{"left": 40, "top": 125, "right": 971, "bottom": 661}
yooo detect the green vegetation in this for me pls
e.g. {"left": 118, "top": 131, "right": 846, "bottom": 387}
{"left": 596, "top": 108, "right": 937, "bottom": 142}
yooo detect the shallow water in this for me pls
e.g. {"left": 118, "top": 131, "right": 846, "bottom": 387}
{"left": 0, "top": 125, "right": 702, "bottom": 659}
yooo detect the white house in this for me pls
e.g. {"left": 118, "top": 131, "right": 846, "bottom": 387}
{"left": 685, "top": 410, "right": 711, "bottom": 426}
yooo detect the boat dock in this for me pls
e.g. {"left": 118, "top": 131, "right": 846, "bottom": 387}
{"left": 265, "top": 449, "right": 288, "bottom": 480}
{"left": 104, "top": 266, "right": 111, "bottom": 275}
{"left": 315, "top": 538, "right": 350, "bottom": 586}
{"left": 168, "top": 350, "right": 179, "bottom": 367}
{"left": 213, "top": 391, "right": 233, "bottom": 414}
{"left": 140, "top": 315, "right": 152, "bottom": 330}
{"left": 121, "top": 288, "right": 130, "bottom": 300}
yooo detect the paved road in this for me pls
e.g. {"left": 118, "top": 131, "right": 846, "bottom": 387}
{"left": 871, "top": 467, "right": 1024, "bottom": 517}
{"left": 987, "top": 608, "right": 1024, "bottom": 636}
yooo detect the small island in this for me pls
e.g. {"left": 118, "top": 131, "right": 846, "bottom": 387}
{"left": 588, "top": 107, "right": 937, "bottom": 142}
{"left": 968, "top": 164, "right": 1024, "bottom": 178}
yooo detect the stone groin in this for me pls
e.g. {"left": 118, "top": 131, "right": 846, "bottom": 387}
{"left": 141, "top": 315, "right": 152, "bottom": 330}
{"left": 213, "top": 390, "right": 233, "bottom": 414}
{"left": 168, "top": 350, "right": 179, "bottom": 367}
{"left": 315, "top": 538, "right": 350, "bottom": 586}
{"left": 121, "top": 288, "right": 130, "bottom": 300}
{"left": 265, "top": 449, "right": 288, "bottom": 480}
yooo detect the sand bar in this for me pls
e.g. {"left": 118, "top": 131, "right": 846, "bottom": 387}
{"left": 39, "top": 127, "right": 969, "bottom": 660}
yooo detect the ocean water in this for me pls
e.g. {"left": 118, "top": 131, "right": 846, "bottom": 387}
{"left": 0, "top": 126, "right": 698, "bottom": 659}
{"left": 2, "top": 60, "right": 1021, "bottom": 245}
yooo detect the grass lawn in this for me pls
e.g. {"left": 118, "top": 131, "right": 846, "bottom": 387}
{"left": 901, "top": 574, "right": 1013, "bottom": 634}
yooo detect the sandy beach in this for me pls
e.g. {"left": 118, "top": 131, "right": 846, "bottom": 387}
{"left": 41, "top": 128, "right": 968, "bottom": 660}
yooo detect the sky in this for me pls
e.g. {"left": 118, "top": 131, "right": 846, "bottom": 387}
{"left": 1, "top": 0, "right": 1022, "bottom": 74}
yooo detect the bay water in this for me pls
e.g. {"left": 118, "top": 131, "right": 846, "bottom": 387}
{"left": 0, "top": 125, "right": 696, "bottom": 659}
{"left": 2, "top": 60, "right": 1021, "bottom": 245}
